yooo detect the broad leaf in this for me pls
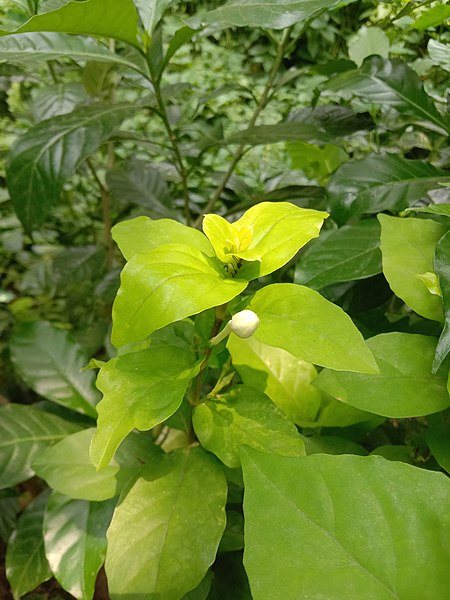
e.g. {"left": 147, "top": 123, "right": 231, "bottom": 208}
{"left": 7, "top": 103, "right": 130, "bottom": 231}
{"left": 295, "top": 219, "right": 382, "bottom": 289}
{"left": 90, "top": 345, "right": 199, "bottom": 469}
{"left": 428, "top": 39, "right": 450, "bottom": 71}
{"left": 193, "top": 385, "right": 305, "bottom": 468}
{"left": 314, "top": 333, "right": 450, "bottom": 418}
{"left": 33, "top": 428, "right": 162, "bottom": 501}
{"left": 202, "top": 202, "right": 328, "bottom": 279}
{"left": 10, "top": 321, "right": 100, "bottom": 417}
{"left": 0, "top": 404, "right": 81, "bottom": 489}
{"left": 0, "top": 492, "right": 18, "bottom": 542}
{"left": 223, "top": 121, "right": 334, "bottom": 146}
{"left": 427, "top": 415, "right": 450, "bottom": 474}
{"left": 6, "top": 491, "right": 52, "bottom": 600}
{"left": 248, "top": 283, "right": 378, "bottom": 373}
{"left": 287, "top": 141, "right": 346, "bottom": 182}
{"left": 227, "top": 335, "right": 322, "bottom": 425}
{"left": 379, "top": 214, "right": 447, "bottom": 322}
{"left": 242, "top": 449, "right": 450, "bottom": 600}
{"left": 107, "top": 159, "right": 173, "bottom": 217}
{"left": 44, "top": 493, "right": 115, "bottom": 600}
{"left": 327, "top": 155, "right": 450, "bottom": 224}
{"left": 324, "top": 56, "right": 449, "bottom": 133}
{"left": 433, "top": 231, "right": 450, "bottom": 371}
{"left": 112, "top": 216, "right": 214, "bottom": 261}
{"left": 288, "top": 104, "right": 375, "bottom": 137}
{"left": 413, "top": 5, "right": 450, "bottom": 31}
{"left": 111, "top": 244, "right": 247, "bottom": 347}
{"left": 188, "top": 0, "right": 357, "bottom": 30}
{"left": 133, "top": 0, "right": 173, "bottom": 38}
{"left": 1, "top": 0, "right": 140, "bottom": 47}
{"left": 53, "top": 246, "right": 106, "bottom": 291}
{"left": 347, "top": 26, "right": 389, "bottom": 67}
{"left": 0, "top": 32, "right": 145, "bottom": 74}
{"left": 31, "top": 82, "right": 88, "bottom": 121}
{"left": 106, "top": 447, "right": 227, "bottom": 599}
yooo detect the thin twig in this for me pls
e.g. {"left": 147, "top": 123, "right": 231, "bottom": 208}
{"left": 193, "top": 26, "right": 293, "bottom": 228}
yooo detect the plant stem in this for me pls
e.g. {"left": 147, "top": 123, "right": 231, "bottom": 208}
{"left": 193, "top": 26, "right": 293, "bottom": 228}
{"left": 152, "top": 80, "right": 192, "bottom": 226}
{"left": 86, "top": 159, "right": 114, "bottom": 271}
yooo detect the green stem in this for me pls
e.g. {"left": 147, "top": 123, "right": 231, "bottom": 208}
{"left": 193, "top": 26, "right": 293, "bottom": 228}
{"left": 86, "top": 159, "right": 114, "bottom": 271}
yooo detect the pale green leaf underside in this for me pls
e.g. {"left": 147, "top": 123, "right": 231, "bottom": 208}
{"left": 188, "top": 0, "right": 357, "bottom": 30}
{"left": 106, "top": 448, "right": 227, "bottom": 600}
{"left": 314, "top": 333, "right": 450, "bottom": 418}
{"left": 90, "top": 345, "right": 198, "bottom": 469}
{"left": 193, "top": 385, "right": 305, "bottom": 468}
{"left": 43, "top": 493, "right": 114, "bottom": 600}
{"left": 249, "top": 283, "right": 378, "bottom": 373}
{"left": 379, "top": 214, "right": 447, "bottom": 322}
{"left": 111, "top": 244, "right": 247, "bottom": 347}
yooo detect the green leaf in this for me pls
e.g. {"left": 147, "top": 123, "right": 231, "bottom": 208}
{"left": 6, "top": 491, "right": 52, "bottom": 600}
{"left": 7, "top": 103, "right": 130, "bottom": 232}
{"left": 402, "top": 204, "right": 450, "bottom": 220}
{"left": 31, "top": 82, "right": 88, "bottom": 121}
{"left": 227, "top": 335, "right": 322, "bottom": 425}
{"left": 193, "top": 385, "right": 305, "bottom": 468}
{"left": 248, "top": 283, "right": 379, "bottom": 373}
{"left": 327, "top": 155, "right": 450, "bottom": 224}
{"left": 0, "top": 492, "right": 19, "bottom": 542}
{"left": 188, "top": 0, "right": 357, "bottom": 30}
{"left": 133, "top": 0, "right": 173, "bottom": 38}
{"left": 10, "top": 321, "right": 100, "bottom": 417}
{"left": 223, "top": 121, "right": 333, "bottom": 146}
{"left": 287, "top": 141, "right": 346, "bottom": 182}
{"left": 412, "top": 5, "right": 450, "bottom": 31}
{"left": 242, "top": 449, "right": 450, "bottom": 600}
{"left": 428, "top": 39, "right": 450, "bottom": 72}
{"left": 106, "top": 447, "right": 227, "bottom": 600}
{"left": 0, "top": 404, "right": 81, "bottom": 490}
{"left": 90, "top": 345, "right": 198, "bottom": 469}
{"left": 1, "top": 0, "right": 140, "bottom": 47}
{"left": 379, "top": 214, "right": 447, "bottom": 322}
{"left": 324, "top": 56, "right": 449, "bottom": 133}
{"left": 111, "top": 244, "right": 247, "bottom": 347}
{"left": 295, "top": 219, "right": 382, "bottom": 289}
{"left": 0, "top": 32, "right": 145, "bottom": 73}
{"left": 43, "top": 493, "right": 115, "bottom": 600}
{"left": 33, "top": 428, "right": 162, "bottom": 501}
{"left": 203, "top": 202, "right": 328, "bottom": 279}
{"left": 107, "top": 159, "right": 173, "bottom": 218}
{"left": 433, "top": 231, "right": 450, "bottom": 371}
{"left": 314, "top": 333, "right": 450, "bottom": 418}
{"left": 348, "top": 26, "right": 389, "bottom": 67}
{"left": 53, "top": 245, "right": 106, "bottom": 292}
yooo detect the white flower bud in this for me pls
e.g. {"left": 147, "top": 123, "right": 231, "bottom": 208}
{"left": 230, "top": 310, "right": 260, "bottom": 339}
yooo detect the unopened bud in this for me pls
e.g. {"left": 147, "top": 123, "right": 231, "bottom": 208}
{"left": 230, "top": 310, "right": 260, "bottom": 339}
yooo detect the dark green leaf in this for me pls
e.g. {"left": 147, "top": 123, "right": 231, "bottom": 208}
{"left": 327, "top": 155, "right": 450, "bottom": 224}
{"left": 43, "top": 493, "right": 115, "bottom": 600}
{"left": 433, "top": 231, "right": 450, "bottom": 371}
{"left": 289, "top": 105, "right": 375, "bottom": 137}
{"left": 427, "top": 415, "right": 450, "bottom": 474}
{"left": 106, "top": 158, "right": 172, "bottom": 217}
{"left": 193, "top": 385, "right": 305, "bottom": 468}
{"left": 295, "top": 220, "right": 382, "bottom": 289}
{"left": 0, "top": 32, "right": 145, "bottom": 73}
{"left": 106, "top": 447, "right": 227, "bottom": 599}
{"left": 0, "top": 492, "right": 19, "bottom": 542}
{"left": 242, "top": 449, "right": 450, "bottom": 600}
{"left": 10, "top": 321, "right": 100, "bottom": 416}
{"left": 1, "top": 0, "right": 140, "bottom": 47}
{"left": 7, "top": 103, "right": 130, "bottom": 231}
{"left": 314, "top": 333, "right": 450, "bottom": 418}
{"left": 6, "top": 491, "right": 52, "bottom": 600}
{"left": 53, "top": 245, "right": 106, "bottom": 291}
{"left": 0, "top": 404, "right": 81, "bottom": 489}
{"left": 31, "top": 82, "right": 88, "bottom": 121}
{"left": 324, "top": 56, "right": 449, "bottom": 133}
{"left": 223, "top": 121, "right": 333, "bottom": 146}
{"left": 188, "top": 0, "right": 357, "bottom": 30}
